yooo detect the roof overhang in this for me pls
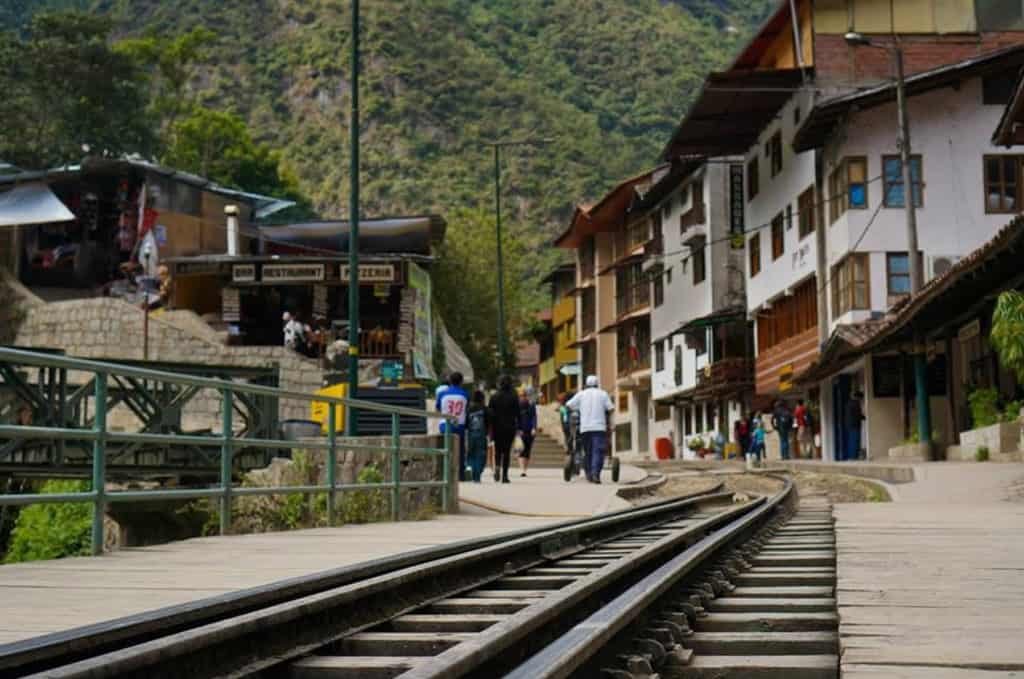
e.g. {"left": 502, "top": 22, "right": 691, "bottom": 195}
{"left": 993, "top": 66, "right": 1024, "bottom": 147}
{"left": 554, "top": 167, "right": 664, "bottom": 249}
{"left": 661, "top": 68, "right": 808, "bottom": 161}
{"left": 0, "top": 182, "right": 75, "bottom": 227}
{"left": 795, "top": 45, "right": 1024, "bottom": 152}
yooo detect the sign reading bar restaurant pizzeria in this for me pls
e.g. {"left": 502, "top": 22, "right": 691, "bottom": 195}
{"left": 339, "top": 264, "right": 396, "bottom": 283}
{"left": 261, "top": 264, "right": 326, "bottom": 282}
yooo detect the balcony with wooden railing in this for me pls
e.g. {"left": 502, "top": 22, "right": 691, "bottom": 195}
{"left": 695, "top": 357, "right": 753, "bottom": 396}
{"left": 617, "top": 322, "right": 651, "bottom": 378}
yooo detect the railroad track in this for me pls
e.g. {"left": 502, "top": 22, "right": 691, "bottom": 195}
{"left": 2, "top": 478, "right": 839, "bottom": 679}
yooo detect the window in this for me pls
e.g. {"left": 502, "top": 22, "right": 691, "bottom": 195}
{"left": 749, "top": 232, "right": 761, "bottom": 277}
{"left": 747, "top": 156, "right": 759, "bottom": 199}
{"left": 655, "top": 340, "right": 665, "bottom": 371}
{"left": 706, "top": 402, "right": 715, "bottom": 431}
{"left": 666, "top": 268, "right": 672, "bottom": 285}
{"left": 769, "top": 131, "right": 783, "bottom": 177}
{"left": 692, "top": 242, "right": 706, "bottom": 284}
{"left": 984, "top": 155, "right": 1020, "bottom": 213}
{"left": 756, "top": 276, "right": 818, "bottom": 352}
{"left": 829, "top": 157, "right": 868, "bottom": 223}
{"left": 771, "top": 212, "right": 785, "bottom": 260}
{"left": 615, "top": 423, "right": 632, "bottom": 451}
{"left": 618, "top": 393, "right": 628, "bottom": 413}
{"left": 832, "top": 253, "right": 870, "bottom": 317}
{"left": 653, "top": 272, "right": 665, "bottom": 307}
{"left": 798, "top": 186, "right": 816, "bottom": 238}
{"left": 977, "top": 1, "right": 1024, "bottom": 31}
{"left": 694, "top": 404, "right": 703, "bottom": 433}
{"left": 886, "top": 252, "right": 911, "bottom": 296}
{"left": 683, "top": 406, "right": 692, "bottom": 436}
{"left": 882, "top": 155, "right": 923, "bottom": 208}
{"left": 786, "top": 203, "right": 793, "bottom": 231}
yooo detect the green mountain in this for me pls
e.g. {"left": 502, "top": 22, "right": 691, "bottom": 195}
{"left": 4, "top": 1, "right": 772, "bottom": 237}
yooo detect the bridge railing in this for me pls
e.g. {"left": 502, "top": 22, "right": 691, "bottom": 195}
{"left": 0, "top": 347, "right": 453, "bottom": 555}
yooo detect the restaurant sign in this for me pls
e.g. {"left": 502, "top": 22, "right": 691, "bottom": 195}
{"left": 261, "top": 264, "right": 326, "bottom": 282}
{"left": 232, "top": 264, "right": 256, "bottom": 282}
{"left": 339, "top": 264, "right": 396, "bottom": 283}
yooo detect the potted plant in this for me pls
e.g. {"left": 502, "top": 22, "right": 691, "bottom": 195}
{"left": 887, "top": 423, "right": 931, "bottom": 461}
{"left": 687, "top": 436, "right": 705, "bottom": 457}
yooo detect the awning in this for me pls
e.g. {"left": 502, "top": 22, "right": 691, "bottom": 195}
{"left": 679, "top": 306, "right": 746, "bottom": 333}
{"left": 0, "top": 182, "right": 74, "bottom": 227}
{"left": 559, "top": 363, "right": 581, "bottom": 376}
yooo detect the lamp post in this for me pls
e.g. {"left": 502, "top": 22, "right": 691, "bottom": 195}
{"left": 845, "top": 31, "right": 931, "bottom": 457}
{"left": 482, "top": 137, "right": 553, "bottom": 373}
{"left": 347, "top": 0, "right": 361, "bottom": 435}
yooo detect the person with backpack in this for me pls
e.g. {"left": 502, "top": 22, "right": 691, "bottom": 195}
{"left": 465, "top": 390, "right": 489, "bottom": 482}
{"left": 771, "top": 400, "right": 795, "bottom": 461}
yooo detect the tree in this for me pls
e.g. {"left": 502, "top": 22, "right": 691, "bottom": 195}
{"left": 4, "top": 480, "right": 92, "bottom": 563}
{"left": 0, "top": 11, "right": 156, "bottom": 170}
{"left": 432, "top": 207, "right": 551, "bottom": 384}
{"left": 991, "top": 290, "right": 1024, "bottom": 383}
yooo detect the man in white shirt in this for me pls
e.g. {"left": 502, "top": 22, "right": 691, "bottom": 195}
{"left": 567, "top": 375, "right": 614, "bottom": 483}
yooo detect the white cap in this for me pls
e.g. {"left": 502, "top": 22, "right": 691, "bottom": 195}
{"left": 585, "top": 375, "right": 598, "bottom": 387}
{"left": 282, "top": 312, "right": 291, "bottom": 321}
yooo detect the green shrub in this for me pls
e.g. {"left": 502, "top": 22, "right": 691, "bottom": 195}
{"left": 4, "top": 480, "right": 92, "bottom": 563}
{"left": 968, "top": 388, "right": 1001, "bottom": 428}
{"left": 339, "top": 464, "right": 389, "bottom": 524}
{"left": 1003, "top": 400, "right": 1024, "bottom": 423}
{"left": 976, "top": 446, "right": 990, "bottom": 462}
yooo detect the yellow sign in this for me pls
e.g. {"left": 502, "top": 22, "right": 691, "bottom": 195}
{"left": 310, "top": 383, "right": 347, "bottom": 433}
{"left": 778, "top": 364, "right": 794, "bottom": 392}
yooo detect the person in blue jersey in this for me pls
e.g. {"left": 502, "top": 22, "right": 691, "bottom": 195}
{"left": 436, "top": 372, "right": 469, "bottom": 480}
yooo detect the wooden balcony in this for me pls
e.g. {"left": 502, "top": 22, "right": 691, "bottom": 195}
{"left": 360, "top": 327, "right": 400, "bottom": 358}
{"left": 695, "top": 357, "right": 753, "bottom": 396}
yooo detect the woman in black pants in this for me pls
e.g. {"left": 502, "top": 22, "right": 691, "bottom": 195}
{"left": 488, "top": 375, "right": 520, "bottom": 483}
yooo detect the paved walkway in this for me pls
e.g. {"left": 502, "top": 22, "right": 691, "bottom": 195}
{"left": 458, "top": 464, "right": 645, "bottom": 517}
{"left": 835, "top": 462, "right": 1024, "bottom": 678}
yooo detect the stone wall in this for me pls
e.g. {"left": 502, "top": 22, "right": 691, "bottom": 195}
{"left": 13, "top": 297, "right": 326, "bottom": 429}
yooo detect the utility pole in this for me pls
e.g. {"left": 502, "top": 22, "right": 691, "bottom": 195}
{"left": 846, "top": 31, "right": 931, "bottom": 458}
{"left": 483, "top": 137, "right": 553, "bottom": 373}
{"left": 347, "top": 0, "right": 360, "bottom": 435}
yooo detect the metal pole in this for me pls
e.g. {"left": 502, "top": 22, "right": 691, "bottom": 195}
{"left": 390, "top": 412, "right": 400, "bottom": 522}
{"left": 494, "top": 144, "right": 507, "bottom": 371}
{"left": 219, "top": 387, "right": 233, "bottom": 535}
{"left": 894, "top": 43, "right": 933, "bottom": 456}
{"left": 90, "top": 372, "right": 107, "bottom": 556}
{"left": 346, "top": 0, "right": 361, "bottom": 436}
{"left": 327, "top": 404, "right": 337, "bottom": 525}
{"left": 441, "top": 426, "right": 450, "bottom": 514}
{"left": 143, "top": 302, "right": 149, "bottom": 361}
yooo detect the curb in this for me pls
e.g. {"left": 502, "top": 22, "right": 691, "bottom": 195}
{"left": 459, "top": 496, "right": 589, "bottom": 519}
{"left": 615, "top": 473, "right": 668, "bottom": 501}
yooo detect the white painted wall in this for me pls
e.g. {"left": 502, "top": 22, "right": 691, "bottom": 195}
{"left": 745, "top": 90, "right": 819, "bottom": 313}
{"left": 825, "top": 76, "right": 1015, "bottom": 329}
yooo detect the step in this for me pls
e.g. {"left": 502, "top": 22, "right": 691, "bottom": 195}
{"left": 338, "top": 631, "right": 473, "bottom": 655}
{"left": 685, "top": 631, "right": 838, "bottom": 655}
{"left": 389, "top": 614, "right": 503, "bottom": 633}
{"left": 291, "top": 655, "right": 424, "bottom": 679}
{"left": 706, "top": 597, "right": 836, "bottom": 613}
{"left": 674, "top": 654, "right": 838, "bottom": 678}
{"left": 696, "top": 612, "right": 838, "bottom": 633}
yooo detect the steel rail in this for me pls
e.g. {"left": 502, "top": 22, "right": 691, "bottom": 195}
{"left": 507, "top": 477, "right": 794, "bottom": 679}
{"left": 0, "top": 484, "right": 721, "bottom": 678}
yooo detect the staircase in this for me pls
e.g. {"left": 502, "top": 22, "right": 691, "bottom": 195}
{"left": 529, "top": 431, "right": 569, "bottom": 468}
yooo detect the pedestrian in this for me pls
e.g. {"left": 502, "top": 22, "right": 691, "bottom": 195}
{"left": 567, "top": 374, "right": 614, "bottom": 484}
{"left": 488, "top": 375, "right": 520, "bottom": 483}
{"left": 794, "top": 399, "right": 814, "bottom": 458}
{"left": 517, "top": 389, "right": 537, "bottom": 477}
{"left": 436, "top": 372, "right": 469, "bottom": 480}
{"left": 750, "top": 417, "right": 766, "bottom": 465}
{"left": 734, "top": 414, "right": 751, "bottom": 457}
{"left": 465, "top": 390, "right": 489, "bottom": 483}
{"left": 845, "top": 391, "right": 865, "bottom": 461}
{"left": 771, "top": 400, "right": 794, "bottom": 461}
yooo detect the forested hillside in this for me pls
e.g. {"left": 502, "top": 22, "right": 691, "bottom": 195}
{"left": 3, "top": 0, "right": 772, "bottom": 235}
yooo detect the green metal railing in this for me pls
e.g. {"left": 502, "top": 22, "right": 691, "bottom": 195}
{"left": 0, "top": 348, "right": 453, "bottom": 555}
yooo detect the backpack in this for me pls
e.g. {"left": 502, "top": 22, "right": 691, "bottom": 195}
{"left": 467, "top": 408, "right": 487, "bottom": 438}
{"left": 803, "top": 409, "right": 814, "bottom": 429}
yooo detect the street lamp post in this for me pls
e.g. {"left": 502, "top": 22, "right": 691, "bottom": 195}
{"left": 845, "top": 31, "right": 931, "bottom": 457}
{"left": 483, "top": 137, "right": 552, "bottom": 373}
{"left": 347, "top": 0, "right": 361, "bottom": 435}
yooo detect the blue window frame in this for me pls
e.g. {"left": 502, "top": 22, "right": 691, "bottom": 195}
{"left": 883, "top": 155, "right": 923, "bottom": 208}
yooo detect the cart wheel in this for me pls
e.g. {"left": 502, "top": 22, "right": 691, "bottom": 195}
{"left": 563, "top": 458, "right": 574, "bottom": 482}
{"left": 611, "top": 456, "right": 621, "bottom": 483}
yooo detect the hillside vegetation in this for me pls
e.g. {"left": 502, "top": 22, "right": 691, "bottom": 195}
{"left": 4, "top": 0, "right": 771, "bottom": 234}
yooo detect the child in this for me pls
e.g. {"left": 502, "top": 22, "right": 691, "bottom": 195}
{"left": 750, "top": 417, "right": 766, "bottom": 467}
{"left": 465, "top": 390, "right": 489, "bottom": 483}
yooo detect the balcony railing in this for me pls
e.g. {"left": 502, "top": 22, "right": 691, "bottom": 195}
{"left": 617, "top": 321, "right": 651, "bottom": 377}
{"left": 696, "top": 357, "right": 753, "bottom": 393}
{"left": 680, "top": 203, "right": 706, "bottom": 232}
{"left": 616, "top": 282, "right": 650, "bottom": 318}
{"left": 360, "top": 327, "right": 399, "bottom": 358}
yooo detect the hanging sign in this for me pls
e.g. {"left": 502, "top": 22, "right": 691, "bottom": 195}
{"left": 778, "top": 363, "right": 794, "bottom": 392}
{"left": 339, "top": 264, "right": 396, "bottom": 283}
{"left": 222, "top": 287, "right": 241, "bottom": 322}
{"left": 729, "top": 163, "right": 745, "bottom": 243}
{"left": 262, "top": 263, "right": 325, "bottom": 282}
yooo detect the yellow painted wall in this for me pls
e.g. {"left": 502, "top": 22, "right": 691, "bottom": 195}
{"left": 554, "top": 320, "right": 577, "bottom": 367}
{"left": 539, "top": 357, "right": 556, "bottom": 386}
{"left": 552, "top": 295, "right": 575, "bottom": 328}
{"left": 814, "top": 0, "right": 976, "bottom": 35}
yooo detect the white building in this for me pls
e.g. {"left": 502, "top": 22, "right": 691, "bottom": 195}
{"left": 793, "top": 46, "right": 1024, "bottom": 460}
{"left": 639, "top": 159, "right": 752, "bottom": 459}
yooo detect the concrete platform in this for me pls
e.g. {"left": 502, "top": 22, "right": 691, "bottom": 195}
{"left": 834, "top": 462, "right": 1024, "bottom": 677}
